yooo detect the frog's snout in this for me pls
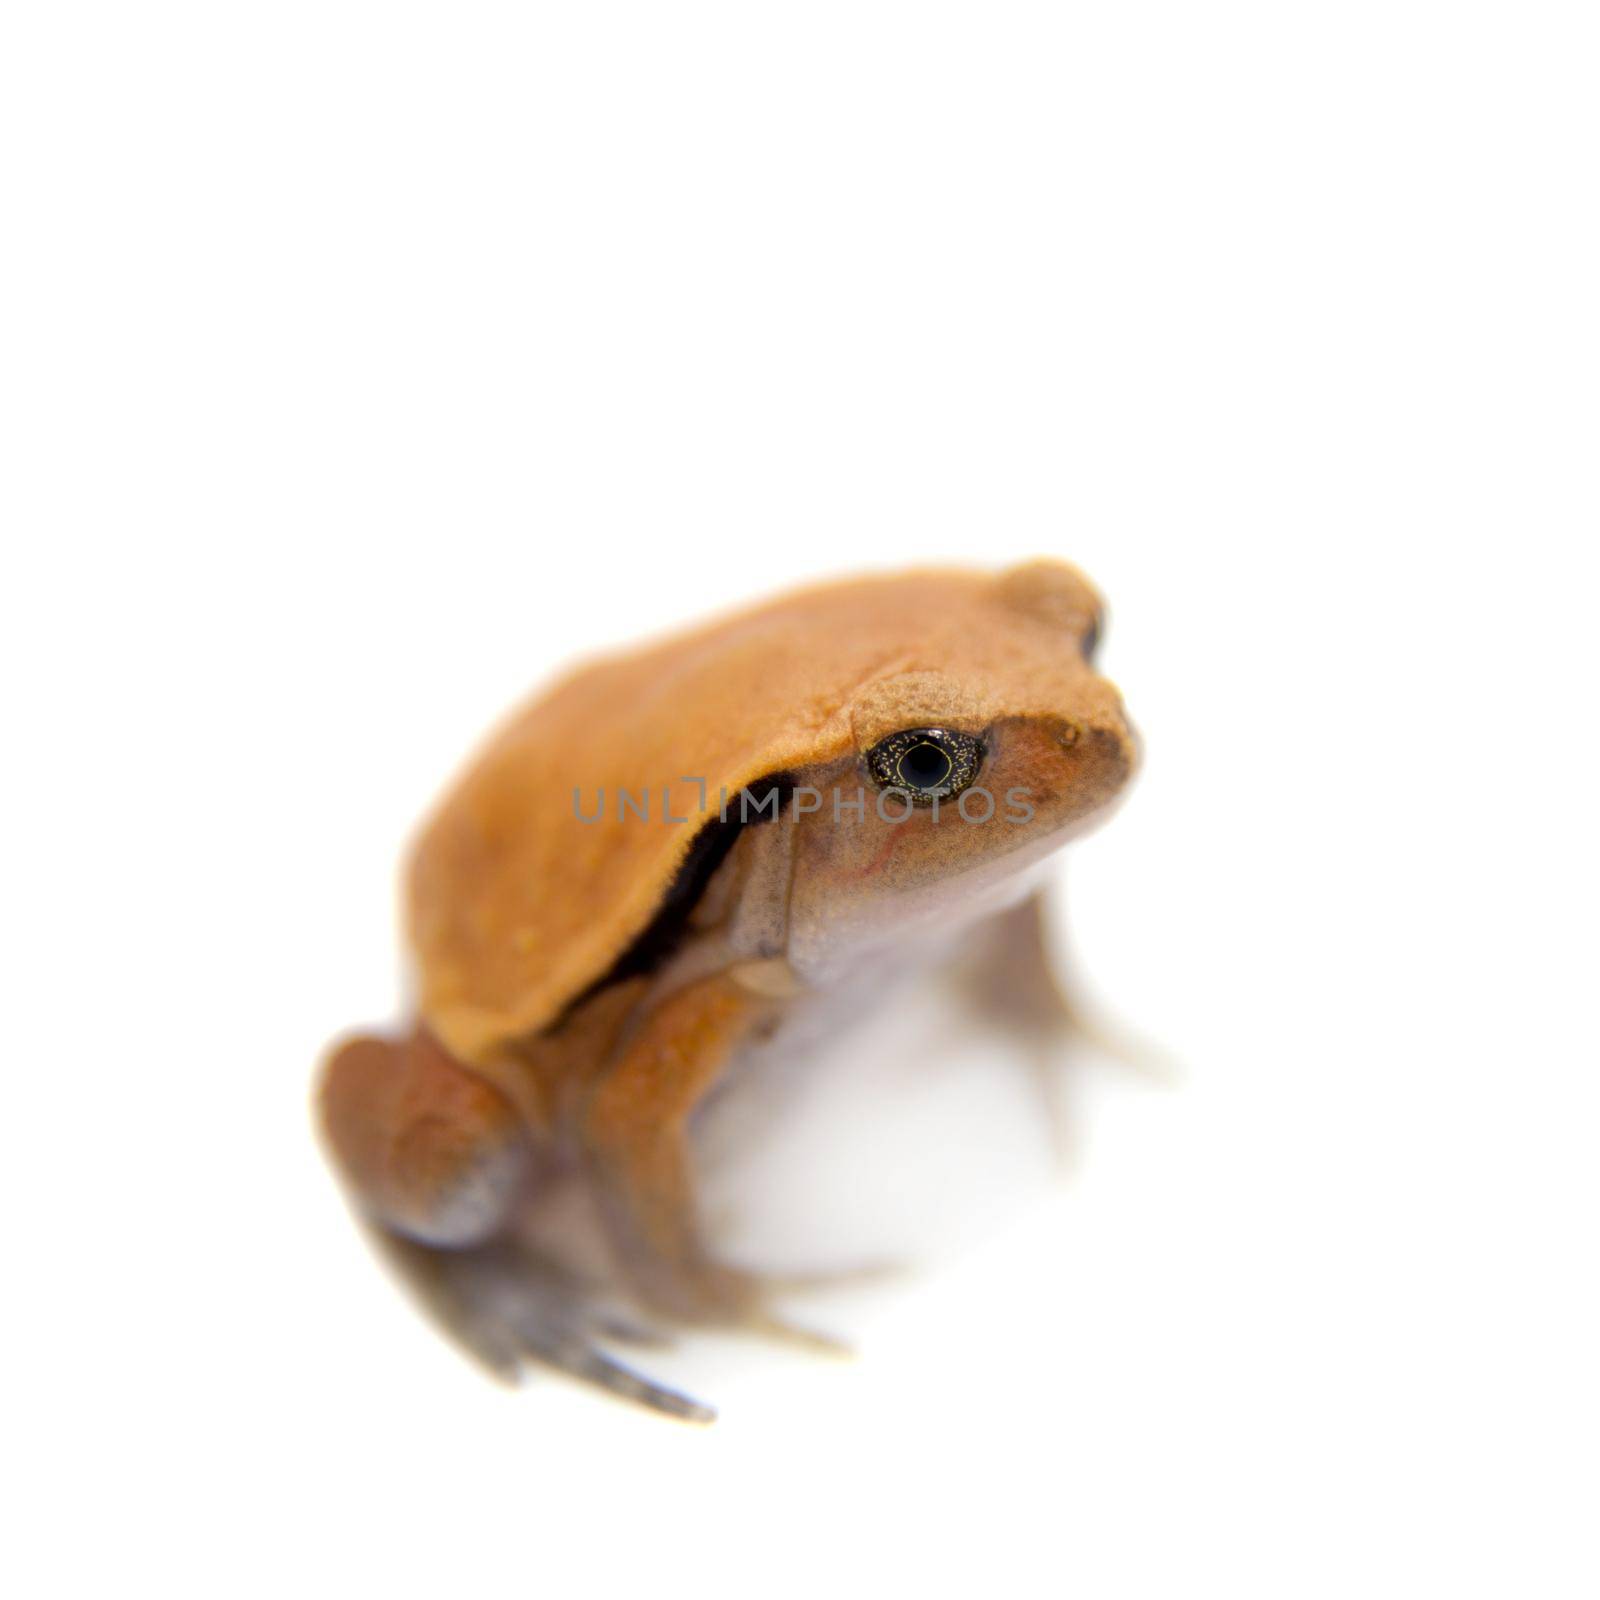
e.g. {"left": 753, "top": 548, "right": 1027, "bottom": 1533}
{"left": 1093, "top": 694, "right": 1141, "bottom": 784}
{"left": 1043, "top": 683, "right": 1139, "bottom": 819}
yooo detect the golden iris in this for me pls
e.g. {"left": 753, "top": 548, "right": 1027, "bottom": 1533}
{"left": 865, "top": 727, "right": 984, "bottom": 804}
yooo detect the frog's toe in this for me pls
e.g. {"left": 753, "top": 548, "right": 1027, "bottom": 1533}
{"left": 370, "top": 1231, "right": 714, "bottom": 1421}
{"left": 760, "top": 1259, "right": 907, "bottom": 1294}
{"left": 500, "top": 1300, "right": 711, "bottom": 1419}
{"left": 587, "top": 1307, "right": 676, "bottom": 1349}
{"left": 513, "top": 1329, "right": 715, "bottom": 1423}
{"left": 638, "top": 1258, "right": 854, "bottom": 1356}
{"left": 742, "top": 1308, "right": 853, "bottom": 1358}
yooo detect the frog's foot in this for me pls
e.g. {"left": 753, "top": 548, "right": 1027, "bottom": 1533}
{"left": 761, "top": 1259, "right": 906, "bottom": 1295}
{"left": 624, "top": 1255, "right": 853, "bottom": 1357}
{"left": 370, "top": 1229, "right": 716, "bottom": 1423}
{"left": 741, "top": 1259, "right": 903, "bottom": 1351}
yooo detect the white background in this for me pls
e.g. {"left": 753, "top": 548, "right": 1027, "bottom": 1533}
{"left": 4, "top": 3, "right": 1597, "bottom": 1596}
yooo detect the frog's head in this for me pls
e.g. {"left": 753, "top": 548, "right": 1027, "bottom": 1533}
{"left": 783, "top": 559, "right": 1137, "bottom": 981}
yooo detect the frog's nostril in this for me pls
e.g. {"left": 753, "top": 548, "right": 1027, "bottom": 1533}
{"left": 1053, "top": 704, "right": 1138, "bottom": 787}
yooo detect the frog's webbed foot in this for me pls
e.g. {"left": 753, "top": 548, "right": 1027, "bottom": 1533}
{"left": 370, "top": 1229, "right": 717, "bottom": 1423}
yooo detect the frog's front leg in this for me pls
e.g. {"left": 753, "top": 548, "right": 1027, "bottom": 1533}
{"left": 960, "top": 892, "right": 1173, "bottom": 1160}
{"left": 968, "top": 891, "right": 1174, "bottom": 1077}
{"left": 580, "top": 973, "right": 794, "bottom": 1329}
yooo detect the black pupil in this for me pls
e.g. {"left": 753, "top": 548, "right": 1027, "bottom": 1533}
{"left": 899, "top": 741, "right": 953, "bottom": 791}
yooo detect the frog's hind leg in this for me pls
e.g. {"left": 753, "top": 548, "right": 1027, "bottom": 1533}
{"left": 319, "top": 1029, "right": 716, "bottom": 1421}
{"left": 319, "top": 1027, "right": 532, "bottom": 1248}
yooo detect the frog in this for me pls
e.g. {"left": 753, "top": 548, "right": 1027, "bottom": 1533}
{"left": 318, "top": 559, "right": 1138, "bottom": 1420}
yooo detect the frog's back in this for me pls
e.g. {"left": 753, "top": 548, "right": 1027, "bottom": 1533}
{"left": 407, "top": 563, "right": 1099, "bottom": 1063}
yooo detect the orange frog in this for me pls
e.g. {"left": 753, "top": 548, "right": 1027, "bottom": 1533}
{"left": 319, "top": 561, "right": 1137, "bottom": 1420}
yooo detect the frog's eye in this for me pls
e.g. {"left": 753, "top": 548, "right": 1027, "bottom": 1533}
{"left": 865, "top": 727, "right": 984, "bottom": 804}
